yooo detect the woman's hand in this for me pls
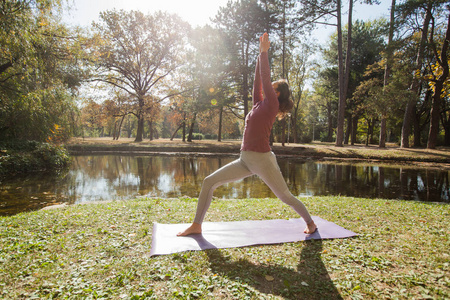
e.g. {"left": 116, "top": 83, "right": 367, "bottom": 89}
{"left": 260, "top": 32, "right": 270, "bottom": 53}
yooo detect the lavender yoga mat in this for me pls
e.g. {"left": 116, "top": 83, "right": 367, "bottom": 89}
{"left": 150, "top": 216, "right": 357, "bottom": 256}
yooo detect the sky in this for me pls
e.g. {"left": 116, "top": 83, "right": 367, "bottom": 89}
{"left": 63, "top": 0, "right": 392, "bottom": 44}
{"left": 63, "top": 0, "right": 231, "bottom": 28}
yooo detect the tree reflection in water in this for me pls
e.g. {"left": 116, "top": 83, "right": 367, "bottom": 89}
{"left": 0, "top": 155, "right": 448, "bottom": 215}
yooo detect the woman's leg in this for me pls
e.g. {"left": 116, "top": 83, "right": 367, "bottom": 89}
{"left": 242, "top": 151, "right": 316, "bottom": 233}
{"left": 178, "top": 157, "right": 252, "bottom": 236}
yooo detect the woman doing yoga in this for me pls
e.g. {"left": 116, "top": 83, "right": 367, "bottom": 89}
{"left": 177, "top": 33, "right": 317, "bottom": 236}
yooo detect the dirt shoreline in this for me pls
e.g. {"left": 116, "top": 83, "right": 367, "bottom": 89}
{"left": 66, "top": 137, "right": 450, "bottom": 169}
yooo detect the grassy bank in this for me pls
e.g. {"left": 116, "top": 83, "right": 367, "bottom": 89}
{"left": 66, "top": 138, "right": 450, "bottom": 168}
{"left": 1, "top": 196, "right": 449, "bottom": 299}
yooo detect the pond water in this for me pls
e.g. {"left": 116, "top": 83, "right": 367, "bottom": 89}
{"left": 0, "top": 155, "right": 448, "bottom": 215}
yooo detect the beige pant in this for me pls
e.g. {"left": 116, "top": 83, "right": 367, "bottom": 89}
{"left": 193, "top": 151, "right": 313, "bottom": 224}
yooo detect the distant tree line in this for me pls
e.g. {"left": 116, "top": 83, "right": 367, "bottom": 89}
{"left": 1, "top": 0, "right": 449, "bottom": 149}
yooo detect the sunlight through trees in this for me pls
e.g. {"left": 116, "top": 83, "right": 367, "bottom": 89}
{"left": 1, "top": 0, "right": 449, "bottom": 148}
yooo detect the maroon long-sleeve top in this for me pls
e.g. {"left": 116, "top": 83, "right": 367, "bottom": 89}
{"left": 240, "top": 51, "right": 279, "bottom": 153}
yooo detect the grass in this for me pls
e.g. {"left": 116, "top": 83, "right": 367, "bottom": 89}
{"left": 1, "top": 196, "right": 449, "bottom": 299}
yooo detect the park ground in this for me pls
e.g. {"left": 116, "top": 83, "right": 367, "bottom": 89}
{"left": 0, "top": 138, "right": 448, "bottom": 299}
{"left": 0, "top": 196, "right": 448, "bottom": 299}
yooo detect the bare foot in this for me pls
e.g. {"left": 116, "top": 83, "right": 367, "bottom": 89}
{"left": 304, "top": 220, "right": 317, "bottom": 234}
{"left": 177, "top": 222, "right": 202, "bottom": 236}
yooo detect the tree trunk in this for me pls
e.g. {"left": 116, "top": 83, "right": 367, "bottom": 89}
{"left": 292, "top": 112, "right": 298, "bottom": 143}
{"left": 0, "top": 61, "right": 13, "bottom": 75}
{"left": 182, "top": 112, "right": 186, "bottom": 142}
{"left": 135, "top": 97, "right": 145, "bottom": 142}
{"left": 365, "top": 119, "right": 371, "bottom": 146}
{"left": 381, "top": 0, "right": 395, "bottom": 148}
{"left": 343, "top": 0, "right": 353, "bottom": 100}
{"left": 327, "top": 101, "right": 333, "bottom": 142}
{"left": 379, "top": 116, "right": 387, "bottom": 148}
{"left": 170, "top": 123, "right": 183, "bottom": 141}
{"left": 117, "top": 114, "right": 125, "bottom": 140}
{"left": 351, "top": 115, "right": 358, "bottom": 145}
{"left": 126, "top": 116, "right": 132, "bottom": 138}
{"left": 369, "top": 119, "right": 375, "bottom": 144}
{"left": 281, "top": 118, "right": 286, "bottom": 146}
{"left": 148, "top": 120, "right": 153, "bottom": 141}
{"left": 343, "top": 0, "right": 353, "bottom": 146}
{"left": 427, "top": 11, "right": 450, "bottom": 149}
{"left": 218, "top": 106, "right": 223, "bottom": 142}
{"left": 401, "top": 3, "right": 432, "bottom": 148}
{"left": 442, "top": 92, "right": 450, "bottom": 146}
{"left": 113, "top": 119, "right": 118, "bottom": 140}
{"left": 344, "top": 114, "right": 351, "bottom": 145}
{"left": 242, "top": 41, "right": 250, "bottom": 127}
{"left": 413, "top": 105, "right": 422, "bottom": 147}
{"left": 444, "top": 119, "right": 450, "bottom": 146}
{"left": 281, "top": 1, "right": 287, "bottom": 78}
{"left": 187, "top": 113, "right": 197, "bottom": 142}
{"left": 428, "top": 87, "right": 442, "bottom": 149}
{"left": 335, "top": 0, "right": 348, "bottom": 147}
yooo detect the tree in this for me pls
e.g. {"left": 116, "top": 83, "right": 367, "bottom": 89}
{"left": 102, "top": 90, "right": 135, "bottom": 140}
{"left": 353, "top": 61, "right": 409, "bottom": 146}
{"left": 284, "top": 42, "right": 316, "bottom": 143}
{"left": 397, "top": 0, "right": 448, "bottom": 147}
{"left": 426, "top": 9, "right": 450, "bottom": 149}
{"left": 91, "top": 10, "right": 188, "bottom": 142}
{"left": 81, "top": 100, "right": 104, "bottom": 136}
{"left": 166, "top": 25, "right": 235, "bottom": 142}
{"left": 321, "top": 19, "right": 386, "bottom": 145}
{"left": 400, "top": 1, "right": 432, "bottom": 147}
{"left": 266, "top": 0, "right": 314, "bottom": 145}
{"left": 296, "top": 0, "right": 378, "bottom": 147}
{"left": 0, "top": 0, "right": 84, "bottom": 142}
{"left": 188, "top": 25, "right": 234, "bottom": 142}
{"left": 312, "top": 79, "right": 337, "bottom": 142}
{"left": 380, "top": 0, "right": 396, "bottom": 148}
{"left": 213, "top": 0, "right": 270, "bottom": 124}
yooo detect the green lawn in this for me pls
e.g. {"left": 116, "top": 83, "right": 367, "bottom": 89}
{"left": 1, "top": 197, "right": 449, "bottom": 299}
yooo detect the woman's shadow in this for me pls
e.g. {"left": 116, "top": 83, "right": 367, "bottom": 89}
{"left": 205, "top": 238, "right": 342, "bottom": 299}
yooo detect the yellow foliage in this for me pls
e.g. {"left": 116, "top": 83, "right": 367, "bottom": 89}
{"left": 424, "top": 53, "right": 450, "bottom": 98}
{"left": 46, "top": 124, "right": 65, "bottom": 144}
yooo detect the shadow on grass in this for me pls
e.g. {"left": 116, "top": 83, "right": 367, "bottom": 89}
{"left": 205, "top": 239, "right": 342, "bottom": 300}
{"left": 401, "top": 148, "right": 450, "bottom": 160}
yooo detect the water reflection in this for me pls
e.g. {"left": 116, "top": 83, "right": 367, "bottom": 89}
{"left": 0, "top": 155, "right": 448, "bottom": 215}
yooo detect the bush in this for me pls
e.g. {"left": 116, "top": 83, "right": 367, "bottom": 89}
{"left": 203, "top": 133, "right": 218, "bottom": 140}
{"left": 186, "top": 133, "right": 204, "bottom": 140}
{"left": 0, "top": 140, "right": 70, "bottom": 177}
{"left": 301, "top": 135, "right": 313, "bottom": 143}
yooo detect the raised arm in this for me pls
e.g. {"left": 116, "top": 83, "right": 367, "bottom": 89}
{"left": 259, "top": 33, "right": 278, "bottom": 107}
{"left": 252, "top": 55, "right": 262, "bottom": 105}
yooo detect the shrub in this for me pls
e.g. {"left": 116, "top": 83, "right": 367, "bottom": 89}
{"left": 204, "top": 133, "right": 218, "bottom": 140}
{"left": 301, "top": 135, "right": 313, "bottom": 143}
{"left": 0, "top": 140, "right": 70, "bottom": 177}
{"left": 186, "top": 133, "right": 204, "bottom": 140}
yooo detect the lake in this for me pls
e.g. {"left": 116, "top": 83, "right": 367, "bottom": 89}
{"left": 0, "top": 154, "right": 448, "bottom": 215}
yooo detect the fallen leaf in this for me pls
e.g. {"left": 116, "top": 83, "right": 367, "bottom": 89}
{"left": 301, "top": 281, "right": 309, "bottom": 286}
